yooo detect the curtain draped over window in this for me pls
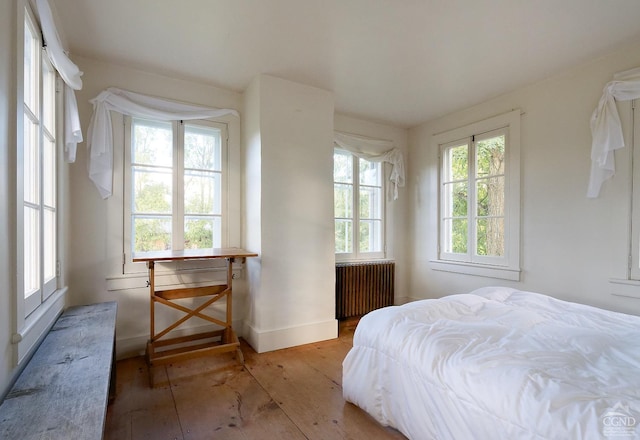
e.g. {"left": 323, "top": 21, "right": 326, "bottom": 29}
{"left": 35, "top": 0, "right": 83, "bottom": 163}
{"left": 87, "top": 87, "right": 239, "bottom": 199}
{"left": 588, "top": 67, "right": 640, "bottom": 198}
{"left": 334, "top": 131, "right": 405, "bottom": 200}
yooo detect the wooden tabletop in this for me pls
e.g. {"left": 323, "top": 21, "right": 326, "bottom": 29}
{"left": 132, "top": 248, "right": 258, "bottom": 262}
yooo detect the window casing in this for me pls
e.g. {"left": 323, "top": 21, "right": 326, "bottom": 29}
{"left": 123, "top": 117, "right": 229, "bottom": 273}
{"left": 334, "top": 149, "right": 385, "bottom": 261}
{"left": 21, "top": 6, "right": 59, "bottom": 317}
{"left": 605, "top": 99, "right": 640, "bottom": 299}
{"left": 432, "top": 110, "right": 520, "bottom": 280}
{"left": 14, "top": 2, "right": 67, "bottom": 366}
{"left": 629, "top": 100, "right": 640, "bottom": 281}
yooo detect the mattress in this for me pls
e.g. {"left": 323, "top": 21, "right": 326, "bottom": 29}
{"left": 342, "top": 287, "right": 640, "bottom": 439}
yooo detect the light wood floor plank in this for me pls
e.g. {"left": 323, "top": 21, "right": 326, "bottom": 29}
{"left": 105, "top": 327, "right": 406, "bottom": 440}
{"left": 104, "top": 357, "right": 183, "bottom": 440}
{"left": 165, "top": 352, "right": 305, "bottom": 439}
{"left": 244, "top": 341, "right": 405, "bottom": 440}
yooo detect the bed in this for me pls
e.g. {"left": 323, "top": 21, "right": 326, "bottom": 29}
{"left": 342, "top": 287, "right": 640, "bottom": 440}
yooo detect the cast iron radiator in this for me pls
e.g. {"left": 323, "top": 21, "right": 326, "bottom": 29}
{"left": 335, "top": 261, "right": 395, "bottom": 319}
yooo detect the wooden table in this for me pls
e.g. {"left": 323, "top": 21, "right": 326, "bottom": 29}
{"left": 133, "top": 248, "right": 257, "bottom": 383}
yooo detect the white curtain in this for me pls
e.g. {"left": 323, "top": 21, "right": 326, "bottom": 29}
{"left": 334, "top": 131, "right": 405, "bottom": 200}
{"left": 35, "top": 0, "right": 83, "bottom": 163}
{"left": 588, "top": 67, "right": 640, "bottom": 198}
{"left": 87, "top": 87, "right": 239, "bottom": 199}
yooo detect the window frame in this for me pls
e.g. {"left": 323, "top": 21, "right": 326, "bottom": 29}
{"left": 14, "top": 1, "right": 67, "bottom": 366}
{"left": 123, "top": 116, "right": 230, "bottom": 274}
{"left": 606, "top": 99, "right": 640, "bottom": 299}
{"left": 334, "top": 148, "right": 386, "bottom": 262}
{"left": 629, "top": 99, "right": 640, "bottom": 281}
{"left": 431, "top": 109, "right": 521, "bottom": 280}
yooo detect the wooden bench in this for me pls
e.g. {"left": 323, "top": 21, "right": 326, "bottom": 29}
{"left": 0, "top": 301, "right": 117, "bottom": 439}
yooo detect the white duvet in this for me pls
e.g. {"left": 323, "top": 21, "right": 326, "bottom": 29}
{"left": 342, "top": 287, "right": 640, "bottom": 440}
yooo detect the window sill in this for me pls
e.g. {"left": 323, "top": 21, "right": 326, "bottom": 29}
{"left": 335, "top": 257, "right": 394, "bottom": 264}
{"left": 609, "top": 278, "right": 640, "bottom": 300}
{"left": 430, "top": 260, "right": 520, "bottom": 281}
{"left": 13, "top": 286, "right": 67, "bottom": 365}
{"left": 106, "top": 265, "right": 244, "bottom": 292}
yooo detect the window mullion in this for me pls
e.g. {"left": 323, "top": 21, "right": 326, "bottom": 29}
{"left": 353, "top": 157, "right": 359, "bottom": 259}
{"left": 174, "top": 121, "right": 184, "bottom": 250}
{"left": 469, "top": 138, "right": 476, "bottom": 262}
{"left": 37, "top": 40, "right": 45, "bottom": 305}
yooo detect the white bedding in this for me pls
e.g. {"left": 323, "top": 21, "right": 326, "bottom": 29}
{"left": 342, "top": 287, "right": 640, "bottom": 440}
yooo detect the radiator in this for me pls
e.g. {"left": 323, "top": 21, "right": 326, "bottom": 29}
{"left": 335, "top": 261, "right": 395, "bottom": 319}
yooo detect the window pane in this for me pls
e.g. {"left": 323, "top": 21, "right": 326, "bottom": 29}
{"left": 476, "top": 176, "right": 504, "bottom": 217}
{"left": 476, "top": 135, "right": 505, "bottom": 177}
{"left": 184, "top": 124, "right": 221, "bottom": 171}
{"left": 443, "top": 181, "right": 468, "bottom": 218}
{"left": 184, "top": 170, "right": 220, "bottom": 215}
{"left": 132, "top": 119, "right": 172, "bottom": 167}
{"left": 477, "top": 217, "right": 504, "bottom": 257}
{"left": 42, "top": 58, "right": 56, "bottom": 134}
{"left": 335, "top": 219, "right": 353, "bottom": 253}
{"left": 43, "top": 136, "right": 56, "bottom": 207}
{"left": 334, "top": 151, "right": 353, "bottom": 183}
{"left": 24, "top": 16, "right": 39, "bottom": 113}
{"left": 24, "top": 117, "right": 39, "bottom": 204}
{"left": 359, "top": 159, "right": 381, "bottom": 186}
{"left": 133, "top": 216, "right": 171, "bottom": 252}
{"left": 185, "top": 217, "right": 221, "bottom": 249}
{"left": 359, "top": 186, "right": 382, "bottom": 219}
{"left": 334, "top": 183, "right": 353, "bottom": 218}
{"left": 444, "top": 144, "right": 468, "bottom": 182}
{"left": 44, "top": 207, "right": 56, "bottom": 282}
{"left": 133, "top": 167, "right": 172, "bottom": 214}
{"left": 24, "top": 206, "right": 40, "bottom": 298}
{"left": 443, "top": 218, "right": 468, "bottom": 254}
{"left": 359, "top": 219, "right": 382, "bottom": 252}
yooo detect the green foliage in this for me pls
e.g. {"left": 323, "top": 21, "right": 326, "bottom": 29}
{"left": 184, "top": 219, "right": 213, "bottom": 249}
{"left": 333, "top": 151, "right": 382, "bottom": 254}
{"left": 131, "top": 120, "right": 220, "bottom": 253}
{"left": 446, "top": 135, "right": 505, "bottom": 256}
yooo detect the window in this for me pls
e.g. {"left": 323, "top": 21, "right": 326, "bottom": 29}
{"left": 21, "top": 7, "right": 59, "bottom": 317}
{"left": 629, "top": 100, "right": 640, "bottom": 281}
{"left": 334, "top": 149, "right": 385, "bottom": 260}
{"left": 609, "top": 98, "right": 640, "bottom": 298}
{"left": 433, "top": 110, "right": 520, "bottom": 280}
{"left": 14, "top": 3, "right": 66, "bottom": 365}
{"left": 124, "top": 117, "right": 227, "bottom": 271}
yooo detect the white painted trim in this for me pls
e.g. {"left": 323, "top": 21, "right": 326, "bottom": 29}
{"left": 609, "top": 278, "right": 640, "bottom": 299}
{"left": 105, "top": 266, "right": 243, "bottom": 291}
{"left": 13, "top": 286, "right": 67, "bottom": 365}
{"left": 394, "top": 296, "right": 419, "bottom": 305}
{"left": 243, "top": 319, "right": 338, "bottom": 353}
{"left": 432, "top": 109, "right": 521, "bottom": 278}
{"left": 430, "top": 260, "right": 520, "bottom": 281}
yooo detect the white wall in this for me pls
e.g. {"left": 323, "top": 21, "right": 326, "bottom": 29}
{"left": 69, "top": 56, "right": 245, "bottom": 358}
{"left": 66, "top": 59, "right": 410, "bottom": 358}
{"left": 243, "top": 75, "right": 337, "bottom": 352}
{"left": 334, "top": 114, "right": 410, "bottom": 303}
{"left": 0, "top": 0, "right": 16, "bottom": 397}
{"left": 408, "top": 38, "right": 640, "bottom": 316}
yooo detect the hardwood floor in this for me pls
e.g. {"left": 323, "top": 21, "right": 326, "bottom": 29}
{"left": 104, "top": 323, "right": 406, "bottom": 440}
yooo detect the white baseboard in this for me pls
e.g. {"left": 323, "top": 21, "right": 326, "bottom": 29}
{"left": 394, "top": 296, "right": 419, "bottom": 305}
{"left": 243, "top": 319, "right": 338, "bottom": 353}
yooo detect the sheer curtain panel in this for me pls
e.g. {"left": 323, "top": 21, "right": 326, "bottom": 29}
{"left": 588, "top": 67, "right": 640, "bottom": 198}
{"left": 87, "top": 87, "right": 239, "bottom": 199}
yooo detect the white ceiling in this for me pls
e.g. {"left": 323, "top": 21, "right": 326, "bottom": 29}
{"left": 52, "top": 0, "right": 640, "bottom": 128}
